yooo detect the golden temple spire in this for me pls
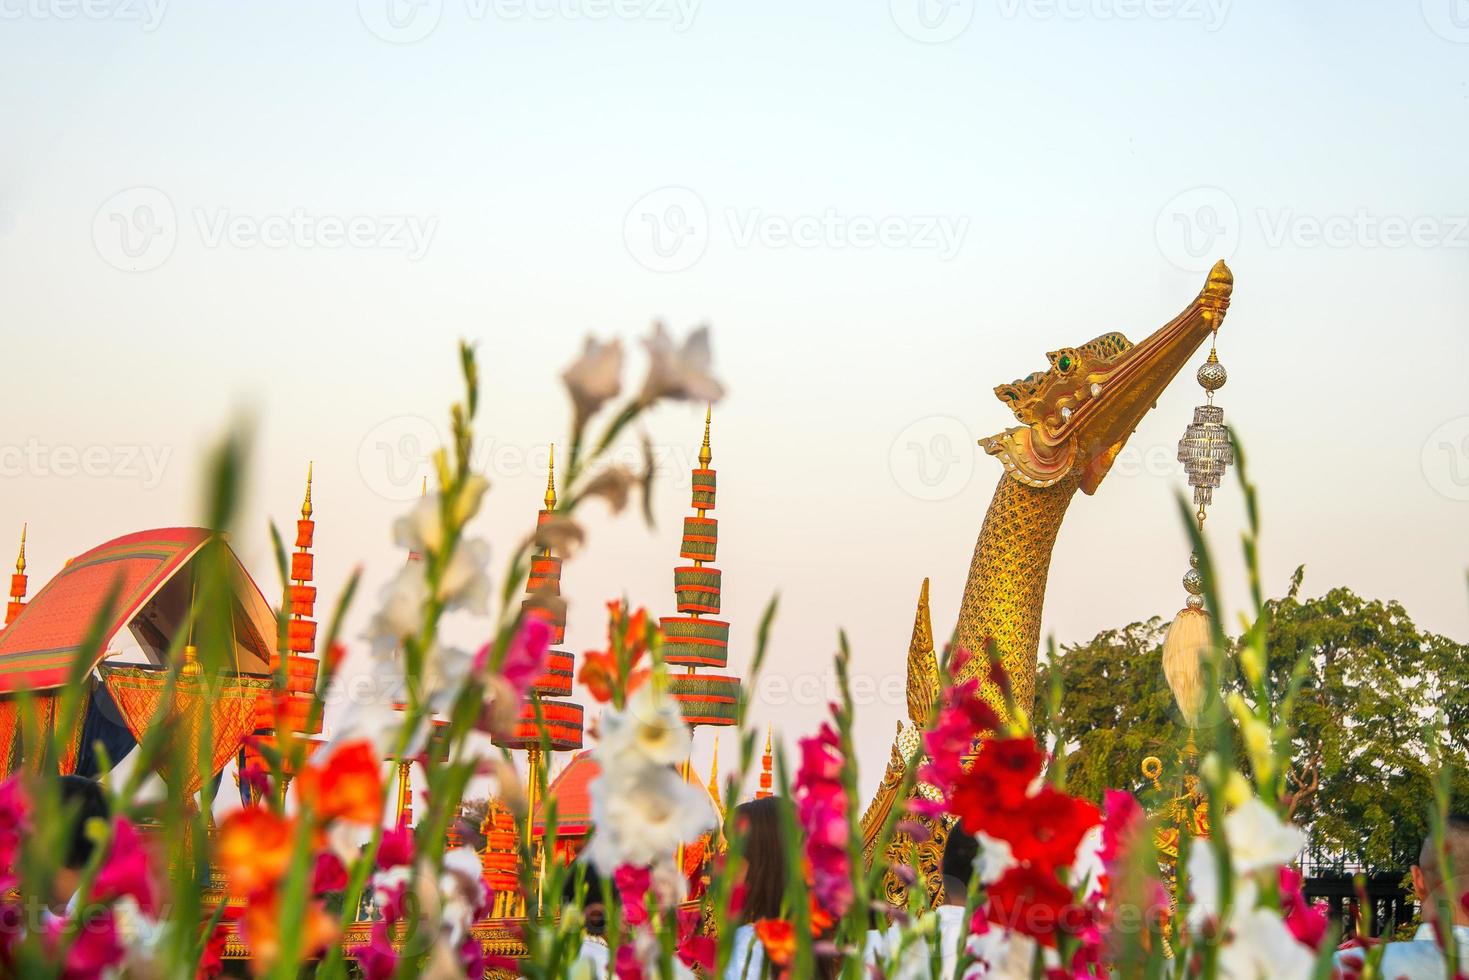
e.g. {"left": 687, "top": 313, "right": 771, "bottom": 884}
{"left": 544, "top": 444, "right": 558, "bottom": 512}
{"left": 698, "top": 404, "right": 712, "bottom": 468}
{"left": 301, "top": 461, "right": 314, "bottom": 520}
{"left": 15, "top": 524, "right": 25, "bottom": 577}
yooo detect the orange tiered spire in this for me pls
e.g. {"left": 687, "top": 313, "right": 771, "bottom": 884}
{"left": 244, "top": 466, "right": 325, "bottom": 795}
{"left": 481, "top": 799, "right": 520, "bottom": 916}
{"left": 662, "top": 408, "right": 742, "bottom": 728}
{"left": 756, "top": 726, "right": 774, "bottom": 799}
{"left": 5, "top": 525, "right": 27, "bottom": 628}
{"left": 491, "top": 447, "right": 586, "bottom": 756}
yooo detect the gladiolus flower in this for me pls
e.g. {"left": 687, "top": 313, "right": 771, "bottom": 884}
{"left": 240, "top": 893, "right": 337, "bottom": 973}
{"left": 92, "top": 818, "right": 158, "bottom": 915}
{"left": 353, "top": 920, "right": 397, "bottom": 980}
{"left": 638, "top": 323, "right": 725, "bottom": 405}
{"left": 499, "top": 616, "right": 552, "bottom": 696}
{"left": 614, "top": 864, "right": 652, "bottom": 926}
{"left": 562, "top": 336, "right": 624, "bottom": 427}
{"left": 311, "top": 851, "right": 349, "bottom": 894}
{"left": 579, "top": 648, "right": 618, "bottom": 703}
{"left": 985, "top": 864, "right": 1079, "bottom": 948}
{"left": 217, "top": 807, "right": 296, "bottom": 898}
{"left": 295, "top": 739, "right": 384, "bottom": 825}
{"left": 753, "top": 918, "right": 796, "bottom": 967}
{"left": 971, "top": 786, "right": 1100, "bottom": 873}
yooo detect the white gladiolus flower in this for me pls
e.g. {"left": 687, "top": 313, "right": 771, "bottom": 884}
{"left": 597, "top": 684, "right": 692, "bottom": 771}
{"left": 1224, "top": 797, "right": 1306, "bottom": 874}
{"left": 638, "top": 323, "right": 725, "bottom": 405}
{"left": 563, "top": 336, "right": 624, "bottom": 424}
{"left": 423, "top": 643, "right": 475, "bottom": 713}
{"left": 1215, "top": 906, "right": 1317, "bottom": 980}
{"left": 584, "top": 764, "right": 715, "bottom": 873}
{"left": 974, "top": 832, "right": 1015, "bottom": 886}
{"left": 392, "top": 476, "right": 491, "bottom": 558}
{"left": 437, "top": 536, "right": 491, "bottom": 614}
{"left": 365, "top": 561, "right": 430, "bottom": 655}
{"left": 439, "top": 846, "right": 489, "bottom": 948}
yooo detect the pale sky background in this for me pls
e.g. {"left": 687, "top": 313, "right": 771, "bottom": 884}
{"left": 2, "top": 1, "right": 1467, "bottom": 803}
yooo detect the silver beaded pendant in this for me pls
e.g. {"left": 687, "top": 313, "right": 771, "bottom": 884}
{"left": 1177, "top": 346, "right": 1234, "bottom": 516}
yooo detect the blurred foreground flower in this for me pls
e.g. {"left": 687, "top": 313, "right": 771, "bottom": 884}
{"left": 639, "top": 323, "right": 725, "bottom": 405}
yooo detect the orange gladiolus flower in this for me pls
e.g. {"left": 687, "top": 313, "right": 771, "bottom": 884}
{"left": 579, "top": 648, "right": 617, "bottom": 703}
{"left": 295, "top": 739, "right": 383, "bottom": 824}
{"left": 241, "top": 892, "right": 339, "bottom": 972}
{"left": 217, "top": 807, "right": 295, "bottom": 898}
{"left": 753, "top": 918, "right": 796, "bottom": 967}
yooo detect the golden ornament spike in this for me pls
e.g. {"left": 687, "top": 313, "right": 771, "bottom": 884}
{"left": 905, "top": 578, "right": 940, "bottom": 728}
{"left": 698, "top": 404, "right": 713, "bottom": 468}
{"left": 301, "top": 462, "right": 314, "bottom": 520}
{"left": 707, "top": 737, "right": 722, "bottom": 811}
{"left": 420, "top": 475, "right": 428, "bottom": 497}
{"left": 544, "top": 444, "right": 558, "bottom": 511}
{"left": 15, "top": 523, "right": 26, "bottom": 577}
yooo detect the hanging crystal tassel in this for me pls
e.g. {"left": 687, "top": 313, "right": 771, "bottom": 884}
{"left": 1177, "top": 346, "right": 1233, "bottom": 514}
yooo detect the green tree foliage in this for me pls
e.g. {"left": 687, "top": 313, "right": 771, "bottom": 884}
{"left": 1036, "top": 575, "right": 1469, "bottom": 874}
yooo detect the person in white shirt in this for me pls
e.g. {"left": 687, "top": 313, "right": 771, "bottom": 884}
{"left": 879, "top": 827, "right": 977, "bottom": 978}
{"left": 1335, "top": 816, "right": 1469, "bottom": 979}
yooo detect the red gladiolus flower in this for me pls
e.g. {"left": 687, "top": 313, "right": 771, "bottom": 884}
{"left": 953, "top": 737, "right": 1045, "bottom": 818}
{"left": 353, "top": 920, "right": 398, "bottom": 980}
{"left": 754, "top": 918, "right": 797, "bottom": 967}
{"left": 294, "top": 739, "right": 383, "bottom": 825}
{"left": 1279, "top": 866, "right": 1329, "bottom": 949}
{"left": 985, "top": 864, "right": 1078, "bottom": 948}
{"left": 678, "top": 934, "right": 716, "bottom": 971}
{"left": 378, "top": 820, "right": 414, "bottom": 869}
{"left": 972, "top": 786, "right": 1100, "bottom": 872}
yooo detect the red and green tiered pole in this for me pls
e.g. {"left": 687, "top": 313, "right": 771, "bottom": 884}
{"left": 492, "top": 447, "right": 586, "bottom": 858}
{"left": 662, "top": 408, "right": 742, "bottom": 728}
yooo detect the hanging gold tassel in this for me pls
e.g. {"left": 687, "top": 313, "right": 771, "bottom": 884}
{"left": 1162, "top": 605, "right": 1210, "bottom": 728}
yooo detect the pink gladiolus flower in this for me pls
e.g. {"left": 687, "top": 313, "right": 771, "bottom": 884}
{"left": 500, "top": 617, "right": 552, "bottom": 696}
{"left": 614, "top": 864, "right": 652, "bottom": 926}
{"left": 1279, "top": 866, "right": 1329, "bottom": 949}
{"left": 459, "top": 933, "right": 487, "bottom": 978}
{"left": 311, "top": 851, "right": 348, "bottom": 894}
{"left": 613, "top": 943, "right": 645, "bottom": 980}
{"left": 353, "top": 920, "right": 397, "bottom": 980}
{"left": 678, "top": 934, "right": 716, "bottom": 971}
{"left": 795, "top": 722, "right": 853, "bottom": 918}
{"left": 0, "top": 778, "right": 29, "bottom": 889}
{"left": 47, "top": 905, "right": 124, "bottom": 979}
{"left": 92, "top": 818, "right": 158, "bottom": 915}
{"left": 378, "top": 821, "right": 414, "bottom": 869}
{"left": 1099, "top": 789, "right": 1144, "bottom": 873}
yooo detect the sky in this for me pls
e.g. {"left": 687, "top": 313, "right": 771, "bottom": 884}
{"left": 2, "top": 0, "right": 1467, "bottom": 802}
